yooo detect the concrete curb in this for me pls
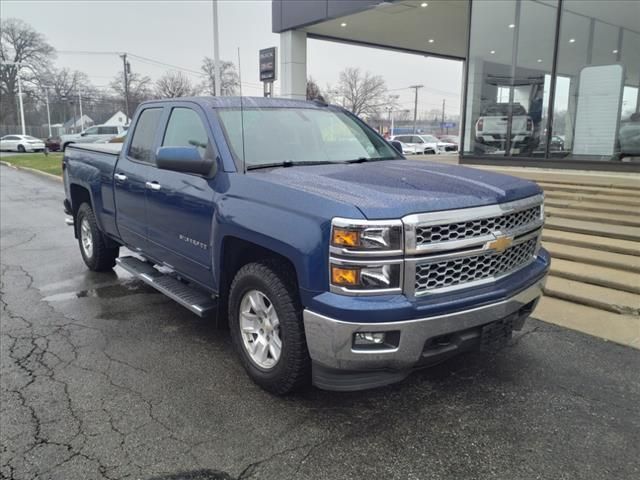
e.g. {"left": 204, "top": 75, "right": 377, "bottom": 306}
{"left": 0, "top": 160, "right": 62, "bottom": 183}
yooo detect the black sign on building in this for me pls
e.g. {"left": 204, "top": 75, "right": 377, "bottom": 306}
{"left": 259, "top": 47, "right": 277, "bottom": 97}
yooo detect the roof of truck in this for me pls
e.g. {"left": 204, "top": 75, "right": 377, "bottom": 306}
{"left": 139, "top": 96, "right": 328, "bottom": 110}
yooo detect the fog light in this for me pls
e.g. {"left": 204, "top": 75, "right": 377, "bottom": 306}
{"left": 354, "top": 332, "right": 386, "bottom": 345}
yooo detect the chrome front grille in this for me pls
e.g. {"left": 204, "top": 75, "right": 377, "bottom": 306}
{"left": 414, "top": 237, "right": 538, "bottom": 293}
{"left": 403, "top": 194, "right": 544, "bottom": 296}
{"left": 415, "top": 205, "right": 541, "bottom": 246}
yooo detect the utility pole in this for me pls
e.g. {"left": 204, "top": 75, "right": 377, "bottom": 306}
{"left": 409, "top": 85, "right": 423, "bottom": 134}
{"left": 212, "top": 0, "right": 222, "bottom": 96}
{"left": 120, "top": 53, "right": 130, "bottom": 118}
{"left": 441, "top": 98, "right": 446, "bottom": 134}
{"left": 387, "top": 107, "right": 394, "bottom": 137}
{"left": 44, "top": 87, "right": 52, "bottom": 137}
{"left": 78, "top": 89, "right": 84, "bottom": 131}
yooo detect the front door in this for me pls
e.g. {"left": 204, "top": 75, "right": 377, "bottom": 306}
{"left": 144, "top": 105, "right": 216, "bottom": 287}
{"left": 113, "top": 107, "right": 164, "bottom": 250}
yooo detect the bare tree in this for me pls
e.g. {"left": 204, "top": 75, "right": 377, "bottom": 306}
{"left": 306, "top": 77, "right": 321, "bottom": 100}
{"left": 110, "top": 71, "right": 153, "bottom": 114}
{"left": 36, "top": 68, "right": 95, "bottom": 124}
{"left": 337, "top": 67, "right": 387, "bottom": 117}
{"left": 0, "top": 18, "right": 55, "bottom": 124}
{"left": 200, "top": 57, "right": 239, "bottom": 96}
{"left": 155, "top": 71, "right": 197, "bottom": 98}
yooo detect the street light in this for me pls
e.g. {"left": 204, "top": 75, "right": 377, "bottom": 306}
{"left": 0, "top": 61, "right": 28, "bottom": 135}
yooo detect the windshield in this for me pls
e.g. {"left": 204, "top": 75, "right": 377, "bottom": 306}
{"left": 217, "top": 107, "right": 400, "bottom": 169}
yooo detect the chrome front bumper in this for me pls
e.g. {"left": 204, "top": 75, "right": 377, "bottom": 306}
{"left": 303, "top": 276, "right": 546, "bottom": 373}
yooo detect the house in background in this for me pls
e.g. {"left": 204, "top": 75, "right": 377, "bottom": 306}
{"left": 63, "top": 115, "right": 94, "bottom": 134}
{"left": 103, "top": 111, "right": 130, "bottom": 127}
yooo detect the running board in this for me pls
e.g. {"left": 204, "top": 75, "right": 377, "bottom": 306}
{"left": 116, "top": 256, "right": 216, "bottom": 317}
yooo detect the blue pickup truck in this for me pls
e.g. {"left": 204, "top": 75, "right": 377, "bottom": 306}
{"left": 63, "top": 97, "right": 549, "bottom": 394}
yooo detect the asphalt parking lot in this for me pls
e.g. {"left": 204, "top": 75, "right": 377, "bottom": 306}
{"left": 1, "top": 164, "right": 639, "bottom": 480}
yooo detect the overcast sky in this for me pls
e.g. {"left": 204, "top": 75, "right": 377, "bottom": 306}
{"left": 2, "top": 0, "right": 462, "bottom": 116}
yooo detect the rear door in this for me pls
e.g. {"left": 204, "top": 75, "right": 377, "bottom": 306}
{"left": 113, "top": 107, "right": 164, "bottom": 250}
{"left": 144, "top": 105, "right": 217, "bottom": 286}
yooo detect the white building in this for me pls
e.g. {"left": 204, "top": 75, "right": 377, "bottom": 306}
{"left": 103, "top": 111, "right": 130, "bottom": 127}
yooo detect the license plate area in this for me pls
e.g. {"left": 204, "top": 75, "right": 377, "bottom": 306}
{"left": 480, "top": 317, "right": 514, "bottom": 352}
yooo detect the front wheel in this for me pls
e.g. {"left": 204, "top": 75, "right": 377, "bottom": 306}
{"left": 17, "top": 144, "right": 25, "bottom": 153}
{"left": 228, "top": 261, "right": 310, "bottom": 395}
{"left": 76, "top": 203, "right": 119, "bottom": 271}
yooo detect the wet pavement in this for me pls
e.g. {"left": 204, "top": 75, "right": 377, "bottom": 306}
{"left": 1, "top": 164, "right": 639, "bottom": 480}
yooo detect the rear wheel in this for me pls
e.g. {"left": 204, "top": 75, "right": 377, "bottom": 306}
{"left": 228, "top": 260, "right": 310, "bottom": 395}
{"left": 76, "top": 203, "right": 119, "bottom": 271}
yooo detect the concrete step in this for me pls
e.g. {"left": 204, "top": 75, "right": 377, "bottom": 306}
{"left": 482, "top": 167, "right": 640, "bottom": 189}
{"left": 533, "top": 296, "right": 639, "bottom": 349}
{"left": 544, "top": 217, "right": 640, "bottom": 242}
{"left": 549, "top": 258, "right": 640, "bottom": 294}
{"left": 545, "top": 198, "right": 637, "bottom": 217}
{"left": 544, "top": 191, "right": 640, "bottom": 207}
{"left": 545, "top": 206, "right": 640, "bottom": 228}
{"left": 544, "top": 241, "right": 640, "bottom": 273}
{"left": 543, "top": 275, "right": 640, "bottom": 315}
{"left": 541, "top": 230, "right": 640, "bottom": 257}
{"left": 538, "top": 182, "right": 639, "bottom": 196}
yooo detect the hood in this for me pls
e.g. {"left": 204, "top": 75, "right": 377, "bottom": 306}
{"left": 251, "top": 160, "right": 541, "bottom": 219}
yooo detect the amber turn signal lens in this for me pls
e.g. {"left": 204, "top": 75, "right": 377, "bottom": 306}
{"left": 331, "top": 266, "right": 359, "bottom": 286}
{"left": 332, "top": 227, "right": 360, "bottom": 247}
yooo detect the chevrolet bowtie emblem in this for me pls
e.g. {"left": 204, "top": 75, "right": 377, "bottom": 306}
{"left": 487, "top": 235, "right": 513, "bottom": 253}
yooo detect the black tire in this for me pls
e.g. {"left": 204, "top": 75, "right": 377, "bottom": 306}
{"left": 76, "top": 203, "right": 119, "bottom": 271}
{"left": 17, "top": 144, "right": 25, "bottom": 153}
{"left": 228, "top": 260, "right": 310, "bottom": 395}
{"left": 425, "top": 149, "right": 435, "bottom": 155}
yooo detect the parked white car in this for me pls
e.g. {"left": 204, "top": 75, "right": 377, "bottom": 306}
{"left": 0, "top": 134, "right": 46, "bottom": 153}
{"left": 60, "top": 125, "right": 127, "bottom": 151}
{"left": 391, "top": 134, "right": 457, "bottom": 154}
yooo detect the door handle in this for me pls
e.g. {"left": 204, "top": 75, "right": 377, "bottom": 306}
{"left": 114, "top": 173, "right": 127, "bottom": 182}
{"left": 145, "top": 181, "right": 161, "bottom": 191}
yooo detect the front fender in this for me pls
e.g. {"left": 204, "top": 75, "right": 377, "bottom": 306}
{"left": 212, "top": 196, "right": 328, "bottom": 294}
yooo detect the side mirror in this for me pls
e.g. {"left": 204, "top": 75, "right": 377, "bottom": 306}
{"left": 80, "top": 132, "right": 87, "bottom": 137}
{"left": 156, "top": 146, "right": 215, "bottom": 176}
{"left": 389, "top": 140, "right": 404, "bottom": 154}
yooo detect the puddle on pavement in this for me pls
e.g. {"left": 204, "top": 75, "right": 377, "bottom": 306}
{"left": 42, "top": 279, "right": 156, "bottom": 302}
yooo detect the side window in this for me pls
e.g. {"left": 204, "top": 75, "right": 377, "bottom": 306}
{"left": 98, "top": 126, "right": 117, "bottom": 135}
{"left": 128, "top": 108, "right": 163, "bottom": 163}
{"left": 413, "top": 136, "right": 424, "bottom": 143}
{"left": 84, "top": 127, "right": 99, "bottom": 135}
{"left": 162, "top": 107, "right": 209, "bottom": 158}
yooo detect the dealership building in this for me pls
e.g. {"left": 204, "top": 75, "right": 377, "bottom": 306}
{"left": 272, "top": 0, "right": 640, "bottom": 171}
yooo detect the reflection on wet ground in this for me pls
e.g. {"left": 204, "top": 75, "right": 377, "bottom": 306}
{"left": 42, "top": 278, "right": 157, "bottom": 302}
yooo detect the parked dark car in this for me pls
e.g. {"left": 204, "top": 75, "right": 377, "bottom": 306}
{"left": 45, "top": 136, "right": 61, "bottom": 152}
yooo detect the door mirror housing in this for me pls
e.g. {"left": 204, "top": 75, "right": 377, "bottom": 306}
{"left": 156, "top": 146, "right": 215, "bottom": 176}
{"left": 80, "top": 132, "right": 87, "bottom": 137}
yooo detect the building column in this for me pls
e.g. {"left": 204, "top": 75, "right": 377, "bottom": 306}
{"left": 279, "top": 30, "right": 307, "bottom": 100}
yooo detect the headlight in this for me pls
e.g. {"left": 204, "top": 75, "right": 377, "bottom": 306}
{"left": 329, "top": 217, "right": 404, "bottom": 295}
{"left": 330, "top": 260, "right": 402, "bottom": 294}
{"left": 331, "top": 218, "right": 403, "bottom": 255}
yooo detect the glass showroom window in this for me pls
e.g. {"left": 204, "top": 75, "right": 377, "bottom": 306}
{"left": 463, "top": 0, "right": 558, "bottom": 157}
{"left": 552, "top": 0, "right": 640, "bottom": 163}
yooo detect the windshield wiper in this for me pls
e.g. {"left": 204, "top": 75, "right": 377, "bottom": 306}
{"left": 343, "top": 156, "right": 398, "bottom": 164}
{"left": 246, "top": 160, "right": 336, "bottom": 171}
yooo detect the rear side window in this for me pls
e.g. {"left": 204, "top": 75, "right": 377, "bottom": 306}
{"left": 128, "top": 108, "right": 162, "bottom": 163}
{"left": 162, "top": 108, "right": 209, "bottom": 158}
{"left": 98, "top": 126, "right": 118, "bottom": 135}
